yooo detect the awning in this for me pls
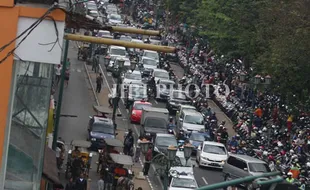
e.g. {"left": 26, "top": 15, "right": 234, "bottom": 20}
{"left": 42, "top": 146, "right": 62, "bottom": 186}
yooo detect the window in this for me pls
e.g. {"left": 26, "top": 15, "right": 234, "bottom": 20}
{"left": 4, "top": 61, "right": 53, "bottom": 189}
{"left": 133, "top": 103, "right": 152, "bottom": 110}
{"left": 143, "top": 59, "right": 157, "bottom": 66}
{"left": 156, "top": 137, "right": 177, "bottom": 147}
{"left": 248, "top": 163, "right": 271, "bottom": 172}
{"left": 227, "top": 157, "right": 247, "bottom": 170}
{"left": 110, "top": 14, "right": 121, "bottom": 21}
{"left": 144, "top": 52, "right": 159, "bottom": 60}
{"left": 110, "top": 48, "right": 126, "bottom": 56}
{"left": 184, "top": 115, "right": 203, "bottom": 125}
{"left": 154, "top": 71, "right": 169, "bottom": 79}
{"left": 125, "top": 73, "right": 142, "bottom": 80}
{"left": 172, "top": 91, "right": 187, "bottom": 100}
{"left": 203, "top": 144, "right": 226, "bottom": 155}
{"left": 144, "top": 118, "right": 166, "bottom": 129}
{"left": 171, "top": 178, "right": 197, "bottom": 189}
{"left": 92, "top": 123, "right": 114, "bottom": 134}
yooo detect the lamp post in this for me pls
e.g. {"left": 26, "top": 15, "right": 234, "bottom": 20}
{"left": 183, "top": 144, "right": 194, "bottom": 166}
{"left": 112, "top": 58, "right": 125, "bottom": 122}
{"left": 164, "top": 146, "right": 178, "bottom": 190}
{"left": 130, "top": 60, "right": 137, "bottom": 72}
{"left": 239, "top": 72, "right": 272, "bottom": 136}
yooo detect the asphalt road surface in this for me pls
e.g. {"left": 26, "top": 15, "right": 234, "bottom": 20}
{"left": 57, "top": 41, "right": 232, "bottom": 189}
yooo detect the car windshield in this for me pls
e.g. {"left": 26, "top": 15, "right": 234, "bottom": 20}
{"left": 131, "top": 86, "right": 147, "bottom": 96}
{"left": 89, "top": 12, "right": 99, "bottom": 17}
{"left": 144, "top": 52, "right": 159, "bottom": 60}
{"left": 133, "top": 103, "right": 152, "bottom": 110}
{"left": 154, "top": 71, "right": 169, "bottom": 79}
{"left": 172, "top": 91, "right": 187, "bottom": 100}
{"left": 143, "top": 59, "right": 157, "bottom": 66}
{"left": 110, "top": 48, "right": 126, "bottom": 56}
{"left": 98, "top": 31, "right": 110, "bottom": 37}
{"left": 156, "top": 137, "right": 177, "bottom": 147}
{"left": 190, "top": 133, "right": 206, "bottom": 142}
{"left": 248, "top": 163, "right": 271, "bottom": 172}
{"left": 145, "top": 118, "right": 167, "bottom": 129}
{"left": 110, "top": 14, "right": 121, "bottom": 20}
{"left": 203, "top": 144, "right": 226, "bottom": 155}
{"left": 120, "top": 36, "right": 132, "bottom": 42}
{"left": 125, "top": 73, "right": 141, "bottom": 80}
{"left": 159, "top": 82, "right": 173, "bottom": 90}
{"left": 184, "top": 115, "right": 203, "bottom": 125}
{"left": 171, "top": 178, "right": 197, "bottom": 189}
{"left": 92, "top": 123, "right": 114, "bottom": 134}
{"left": 87, "top": 4, "right": 97, "bottom": 9}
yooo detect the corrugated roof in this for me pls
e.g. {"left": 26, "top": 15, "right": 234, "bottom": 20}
{"left": 42, "top": 146, "right": 62, "bottom": 186}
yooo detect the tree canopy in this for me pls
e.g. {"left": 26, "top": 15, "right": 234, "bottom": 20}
{"left": 165, "top": 0, "right": 310, "bottom": 106}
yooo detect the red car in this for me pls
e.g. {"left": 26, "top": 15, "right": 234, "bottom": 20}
{"left": 130, "top": 100, "right": 152, "bottom": 123}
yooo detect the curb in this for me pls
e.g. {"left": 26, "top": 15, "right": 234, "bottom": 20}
{"left": 84, "top": 62, "right": 100, "bottom": 106}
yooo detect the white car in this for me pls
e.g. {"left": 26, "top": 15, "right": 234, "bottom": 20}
{"left": 140, "top": 56, "right": 158, "bottom": 71}
{"left": 97, "top": 30, "right": 111, "bottom": 37}
{"left": 169, "top": 171, "right": 198, "bottom": 190}
{"left": 142, "top": 50, "right": 159, "bottom": 62}
{"left": 108, "top": 14, "right": 122, "bottom": 25}
{"left": 107, "top": 46, "right": 126, "bottom": 57}
{"left": 120, "top": 35, "right": 132, "bottom": 42}
{"left": 196, "top": 141, "right": 228, "bottom": 168}
{"left": 123, "top": 70, "right": 142, "bottom": 88}
{"left": 152, "top": 68, "right": 170, "bottom": 82}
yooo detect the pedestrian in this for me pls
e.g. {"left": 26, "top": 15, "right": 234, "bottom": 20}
{"left": 65, "top": 69, "right": 70, "bottom": 87}
{"left": 134, "top": 136, "right": 143, "bottom": 162}
{"left": 55, "top": 64, "right": 62, "bottom": 85}
{"left": 96, "top": 73, "right": 103, "bottom": 93}
{"left": 97, "top": 175, "right": 104, "bottom": 190}
{"left": 143, "top": 145, "right": 152, "bottom": 176}
{"left": 123, "top": 129, "right": 134, "bottom": 155}
{"left": 75, "top": 173, "right": 87, "bottom": 190}
{"left": 65, "top": 178, "right": 75, "bottom": 190}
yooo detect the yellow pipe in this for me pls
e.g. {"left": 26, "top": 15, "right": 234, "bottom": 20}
{"left": 64, "top": 34, "right": 176, "bottom": 53}
{"left": 110, "top": 26, "right": 160, "bottom": 36}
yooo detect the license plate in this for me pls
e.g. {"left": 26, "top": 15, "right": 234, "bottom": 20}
{"left": 210, "top": 163, "right": 219, "bottom": 166}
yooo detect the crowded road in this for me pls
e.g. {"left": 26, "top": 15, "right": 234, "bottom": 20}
{"left": 56, "top": 40, "right": 231, "bottom": 189}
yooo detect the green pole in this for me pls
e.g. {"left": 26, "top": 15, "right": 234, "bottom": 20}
{"left": 163, "top": 164, "right": 169, "bottom": 190}
{"left": 256, "top": 176, "right": 283, "bottom": 185}
{"left": 196, "top": 171, "right": 280, "bottom": 190}
{"left": 52, "top": 39, "right": 69, "bottom": 150}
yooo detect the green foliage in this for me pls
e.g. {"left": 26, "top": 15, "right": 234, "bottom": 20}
{"left": 168, "top": 0, "right": 310, "bottom": 104}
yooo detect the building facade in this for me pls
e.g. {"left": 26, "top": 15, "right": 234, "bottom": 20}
{"left": 0, "top": 0, "right": 65, "bottom": 189}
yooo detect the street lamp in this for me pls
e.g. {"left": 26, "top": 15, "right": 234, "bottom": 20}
{"left": 254, "top": 74, "right": 261, "bottom": 85}
{"left": 167, "top": 146, "right": 177, "bottom": 161}
{"left": 112, "top": 58, "right": 125, "bottom": 121}
{"left": 265, "top": 75, "right": 272, "bottom": 85}
{"left": 140, "top": 140, "right": 151, "bottom": 155}
{"left": 183, "top": 144, "right": 194, "bottom": 165}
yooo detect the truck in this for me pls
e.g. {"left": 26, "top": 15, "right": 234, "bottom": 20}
{"left": 140, "top": 107, "right": 169, "bottom": 137}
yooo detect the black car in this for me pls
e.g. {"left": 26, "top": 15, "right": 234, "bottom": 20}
{"left": 88, "top": 116, "right": 116, "bottom": 149}
{"left": 124, "top": 83, "right": 148, "bottom": 109}
{"left": 166, "top": 90, "right": 191, "bottom": 113}
{"left": 153, "top": 134, "right": 178, "bottom": 156}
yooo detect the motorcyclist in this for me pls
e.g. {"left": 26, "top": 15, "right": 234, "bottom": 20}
{"left": 286, "top": 172, "right": 295, "bottom": 183}
{"left": 72, "top": 146, "right": 81, "bottom": 158}
{"left": 177, "top": 129, "right": 187, "bottom": 141}
{"left": 167, "top": 117, "right": 175, "bottom": 134}
{"left": 220, "top": 127, "right": 229, "bottom": 145}
{"left": 229, "top": 136, "right": 239, "bottom": 147}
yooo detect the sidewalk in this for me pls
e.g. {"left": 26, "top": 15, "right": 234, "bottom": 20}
{"left": 85, "top": 64, "right": 152, "bottom": 190}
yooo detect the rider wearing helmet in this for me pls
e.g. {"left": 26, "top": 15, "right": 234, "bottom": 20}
{"left": 286, "top": 172, "right": 295, "bottom": 183}
{"left": 177, "top": 129, "right": 187, "bottom": 141}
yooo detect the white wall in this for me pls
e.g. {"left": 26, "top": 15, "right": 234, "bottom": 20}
{"left": 14, "top": 17, "right": 65, "bottom": 65}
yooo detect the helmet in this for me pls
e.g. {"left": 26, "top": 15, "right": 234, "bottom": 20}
{"left": 306, "top": 162, "right": 310, "bottom": 168}
{"left": 263, "top": 151, "right": 268, "bottom": 156}
{"left": 262, "top": 127, "right": 267, "bottom": 132}
{"left": 287, "top": 172, "right": 293, "bottom": 176}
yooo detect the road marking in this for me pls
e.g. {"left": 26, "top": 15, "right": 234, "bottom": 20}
{"left": 107, "top": 72, "right": 112, "bottom": 76}
{"left": 202, "top": 177, "right": 208, "bottom": 185}
{"left": 76, "top": 69, "right": 81, "bottom": 73}
{"left": 154, "top": 100, "right": 158, "bottom": 104}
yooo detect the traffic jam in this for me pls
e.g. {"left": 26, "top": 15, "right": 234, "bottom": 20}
{"left": 78, "top": 0, "right": 310, "bottom": 190}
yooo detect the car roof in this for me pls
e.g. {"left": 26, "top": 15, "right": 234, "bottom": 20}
{"left": 141, "top": 56, "right": 157, "bottom": 61}
{"left": 110, "top": 45, "right": 125, "bottom": 50}
{"left": 99, "top": 30, "right": 110, "bottom": 33}
{"left": 229, "top": 154, "right": 267, "bottom": 163}
{"left": 153, "top": 68, "right": 168, "bottom": 73}
{"left": 180, "top": 105, "right": 196, "bottom": 109}
{"left": 142, "top": 107, "right": 169, "bottom": 113}
{"left": 144, "top": 50, "right": 157, "bottom": 53}
{"left": 134, "top": 100, "right": 151, "bottom": 104}
{"left": 182, "top": 109, "right": 202, "bottom": 116}
{"left": 93, "top": 116, "right": 113, "bottom": 124}
{"left": 126, "top": 70, "right": 141, "bottom": 75}
{"left": 156, "top": 133, "right": 175, "bottom": 138}
{"left": 132, "top": 39, "right": 143, "bottom": 43}
{"left": 203, "top": 141, "right": 226, "bottom": 147}
{"left": 158, "top": 79, "right": 174, "bottom": 84}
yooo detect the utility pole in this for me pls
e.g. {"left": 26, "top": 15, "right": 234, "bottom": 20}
{"left": 52, "top": 39, "right": 69, "bottom": 150}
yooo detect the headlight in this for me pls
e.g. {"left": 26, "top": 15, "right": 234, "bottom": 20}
{"left": 201, "top": 156, "right": 208, "bottom": 160}
{"left": 145, "top": 133, "right": 151, "bottom": 136}
{"left": 91, "top": 138, "right": 96, "bottom": 141}
{"left": 168, "top": 129, "right": 173, "bottom": 132}
{"left": 154, "top": 146, "right": 159, "bottom": 152}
